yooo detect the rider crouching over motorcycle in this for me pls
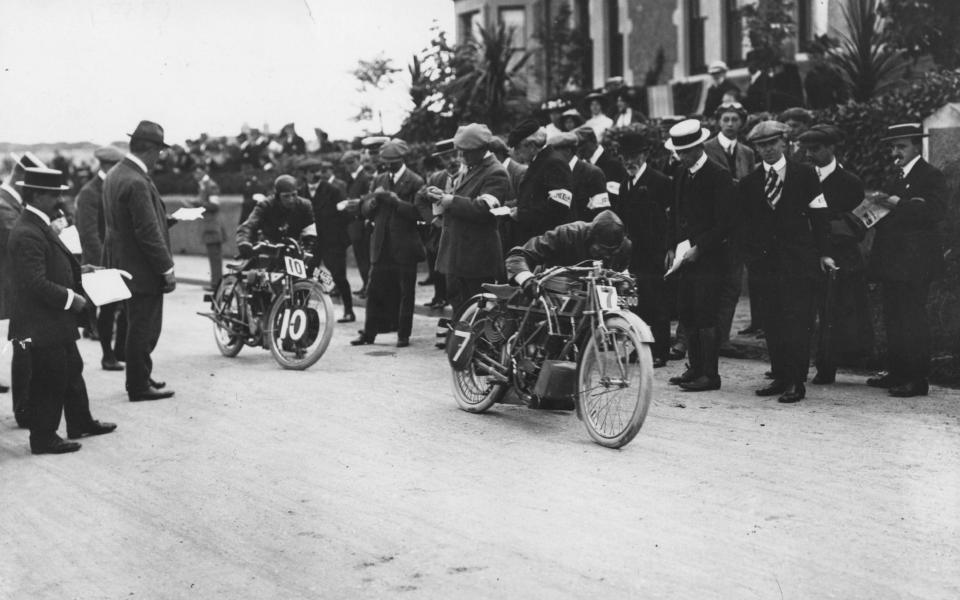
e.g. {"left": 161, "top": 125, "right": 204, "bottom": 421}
{"left": 505, "top": 209, "right": 631, "bottom": 292}
{"left": 236, "top": 174, "right": 317, "bottom": 263}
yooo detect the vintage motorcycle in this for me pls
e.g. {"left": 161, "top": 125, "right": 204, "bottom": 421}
{"left": 200, "top": 238, "right": 335, "bottom": 370}
{"left": 446, "top": 260, "right": 654, "bottom": 449}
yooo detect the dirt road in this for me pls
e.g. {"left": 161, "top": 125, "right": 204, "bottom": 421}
{"left": 1, "top": 285, "right": 958, "bottom": 599}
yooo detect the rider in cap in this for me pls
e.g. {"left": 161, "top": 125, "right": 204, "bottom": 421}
{"left": 236, "top": 174, "right": 317, "bottom": 258}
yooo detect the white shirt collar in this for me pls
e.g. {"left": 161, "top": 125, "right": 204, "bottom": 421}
{"left": 631, "top": 162, "right": 647, "bottom": 185}
{"left": 717, "top": 132, "right": 737, "bottom": 150}
{"left": 392, "top": 164, "right": 407, "bottom": 183}
{"left": 764, "top": 155, "right": 787, "bottom": 174}
{"left": 351, "top": 166, "right": 364, "bottom": 179}
{"left": 688, "top": 152, "right": 708, "bottom": 174}
{"left": 1, "top": 182, "right": 22, "bottom": 205}
{"left": 126, "top": 153, "right": 148, "bottom": 174}
{"left": 817, "top": 158, "right": 837, "bottom": 182}
{"left": 25, "top": 204, "right": 51, "bottom": 226}
{"left": 97, "top": 170, "right": 107, "bottom": 181}
{"left": 503, "top": 157, "right": 512, "bottom": 169}
{"left": 568, "top": 156, "right": 578, "bottom": 169}
{"left": 589, "top": 146, "right": 604, "bottom": 165}
{"left": 902, "top": 154, "right": 921, "bottom": 178}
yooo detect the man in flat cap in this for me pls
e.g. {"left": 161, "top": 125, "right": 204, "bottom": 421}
{"left": 779, "top": 107, "right": 813, "bottom": 160}
{"left": 549, "top": 132, "right": 609, "bottom": 222}
{"left": 8, "top": 167, "right": 116, "bottom": 453}
{"left": 0, "top": 152, "right": 44, "bottom": 425}
{"left": 341, "top": 150, "right": 374, "bottom": 297}
{"left": 512, "top": 125, "right": 573, "bottom": 245}
{"left": 575, "top": 125, "right": 628, "bottom": 209}
{"left": 797, "top": 124, "right": 872, "bottom": 385}
{"left": 740, "top": 120, "right": 834, "bottom": 403}
{"left": 102, "top": 120, "right": 176, "bottom": 402}
{"left": 426, "top": 123, "right": 511, "bottom": 315}
{"left": 415, "top": 138, "right": 462, "bottom": 310}
{"left": 351, "top": 139, "right": 425, "bottom": 348}
{"left": 664, "top": 119, "right": 737, "bottom": 392}
{"left": 75, "top": 146, "right": 127, "bottom": 372}
{"left": 865, "top": 123, "right": 947, "bottom": 397}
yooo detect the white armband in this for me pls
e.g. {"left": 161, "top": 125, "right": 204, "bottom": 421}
{"left": 548, "top": 189, "right": 572, "bottom": 208}
{"left": 808, "top": 194, "right": 827, "bottom": 209}
{"left": 606, "top": 181, "right": 621, "bottom": 195}
{"left": 514, "top": 271, "right": 534, "bottom": 285}
{"left": 587, "top": 192, "right": 611, "bottom": 210}
{"left": 477, "top": 193, "right": 500, "bottom": 209}
{"left": 301, "top": 223, "right": 318, "bottom": 237}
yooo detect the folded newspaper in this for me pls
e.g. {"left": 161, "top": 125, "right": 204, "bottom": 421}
{"left": 82, "top": 269, "right": 132, "bottom": 306}
{"left": 664, "top": 239, "right": 691, "bottom": 278}
{"left": 851, "top": 191, "right": 891, "bottom": 228}
{"left": 171, "top": 207, "right": 205, "bottom": 221}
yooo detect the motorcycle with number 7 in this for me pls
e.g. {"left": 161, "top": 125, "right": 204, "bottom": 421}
{"left": 446, "top": 260, "right": 654, "bottom": 448}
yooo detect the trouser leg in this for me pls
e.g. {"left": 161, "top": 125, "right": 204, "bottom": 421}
{"left": 397, "top": 264, "right": 418, "bottom": 340}
{"left": 97, "top": 302, "right": 119, "bottom": 361}
{"left": 716, "top": 254, "right": 743, "bottom": 345}
{"left": 62, "top": 342, "right": 93, "bottom": 431}
{"left": 12, "top": 342, "right": 31, "bottom": 420}
{"left": 207, "top": 243, "right": 223, "bottom": 288}
{"left": 125, "top": 293, "right": 164, "bottom": 393}
{"left": 28, "top": 343, "right": 67, "bottom": 444}
{"left": 327, "top": 246, "right": 353, "bottom": 314}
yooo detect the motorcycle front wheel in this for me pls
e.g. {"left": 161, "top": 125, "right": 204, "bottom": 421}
{"left": 212, "top": 274, "right": 245, "bottom": 358}
{"left": 577, "top": 314, "right": 653, "bottom": 448}
{"left": 265, "top": 280, "right": 335, "bottom": 370}
{"left": 450, "top": 297, "right": 508, "bottom": 413}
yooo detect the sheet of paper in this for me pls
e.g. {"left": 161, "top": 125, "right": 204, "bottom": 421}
{"left": 489, "top": 205, "right": 512, "bottom": 217}
{"left": 81, "top": 269, "right": 132, "bottom": 306}
{"left": 336, "top": 200, "right": 349, "bottom": 212}
{"left": 664, "top": 239, "right": 691, "bottom": 278}
{"left": 852, "top": 192, "right": 890, "bottom": 228}
{"left": 59, "top": 225, "right": 82, "bottom": 255}
{"left": 171, "top": 207, "right": 205, "bottom": 221}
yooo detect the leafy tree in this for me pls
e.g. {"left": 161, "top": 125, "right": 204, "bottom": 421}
{"left": 535, "top": 1, "right": 590, "bottom": 95}
{"left": 879, "top": 0, "right": 960, "bottom": 68}
{"left": 827, "top": 0, "right": 908, "bottom": 102}
{"left": 738, "top": 0, "right": 797, "bottom": 70}
{"left": 350, "top": 53, "right": 402, "bottom": 131}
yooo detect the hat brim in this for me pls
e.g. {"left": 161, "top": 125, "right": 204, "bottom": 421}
{"left": 15, "top": 182, "right": 70, "bottom": 191}
{"left": 127, "top": 133, "right": 170, "bottom": 148}
{"left": 664, "top": 128, "right": 711, "bottom": 151}
{"left": 748, "top": 133, "right": 787, "bottom": 144}
{"left": 880, "top": 132, "right": 929, "bottom": 142}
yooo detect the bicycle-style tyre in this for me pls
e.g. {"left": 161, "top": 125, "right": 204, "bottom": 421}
{"left": 265, "top": 280, "right": 335, "bottom": 370}
{"left": 212, "top": 275, "right": 245, "bottom": 358}
{"left": 577, "top": 313, "right": 653, "bottom": 448}
{"left": 451, "top": 297, "right": 508, "bottom": 413}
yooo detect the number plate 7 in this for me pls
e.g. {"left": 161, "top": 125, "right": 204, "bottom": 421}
{"left": 596, "top": 285, "right": 618, "bottom": 310}
{"left": 284, "top": 256, "right": 307, "bottom": 278}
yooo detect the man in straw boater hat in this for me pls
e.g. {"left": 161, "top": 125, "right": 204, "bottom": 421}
{"left": 663, "top": 119, "right": 737, "bottom": 392}
{"left": 1, "top": 152, "right": 45, "bottom": 427}
{"left": 740, "top": 120, "right": 834, "bottom": 404}
{"left": 865, "top": 123, "right": 947, "bottom": 397}
{"left": 7, "top": 167, "right": 117, "bottom": 454}
{"left": 102, "top": 120, "right": 176, "bottom": 402}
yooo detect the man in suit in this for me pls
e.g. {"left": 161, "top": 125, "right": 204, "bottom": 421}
{"left": 866, "top": 123, "right": 947, "bottom": 397}
{"left": 513, "top": 125, "right": 573, "bottom": 244}
{"left": 1, "top": 152, "right": 45, "bottom": 427}
{"left": 351, "top": 139, "right": 425, "bottom": 348}
{"left": 341, "top": 151, "right": 373, "bottom": 297}
{"left": 664, "top": 120, "right": 737, "bottom": 392}
{"left": 102, "top": 120, "right": 177, "bottom": 402}
{"left": 614, "top": 132, "right": 672, "bottom": 367}
{"left": 499, "top": 124, "right": 536, "bottom": 255}
{"left": 8, "top": 167, "right": 116, "bottom": 454}
{"left": 704, "top": 61, "right": 742, "bottom": 117}
{"left": 426, "top": 123, "right": 511, "bottom": 314}
{"left": 75, "top": 146, "right": 127, "bottom": 371}
{"left": 308, "top": 160, "right": 355, "bottom": 323}
{"left": 740, "top": 121, "right": 834, "bottom": 403}
{"left": 797, "top": 125, "right": 872, "bottom": 384}
{"left": 703, "top": 101, "right": 758, "bottom": 358}
{"left": 187, "top": 163, "right": 226, "bottom": 292}
{"left": 415, "top": 138, "right": 461, "bottom": 310}
{"left": 548, "top": 132, "right": 608, "bottom": 222}
{"left": 576, "top": 126, "right": 628, "bottom": 200}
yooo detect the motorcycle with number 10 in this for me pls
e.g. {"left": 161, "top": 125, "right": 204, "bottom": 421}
{"left": 446, "top": 260, "right": 654, "bottom": 448}
{"left": 200, "top": 237, "right": 335, "bottom": 370}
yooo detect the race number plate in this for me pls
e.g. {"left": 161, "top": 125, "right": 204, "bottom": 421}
{"left": 284, "top": 256, "right": 308, "bottom": 278}
{"left": 596, "top": 285, "right": 618, "bottom": 310}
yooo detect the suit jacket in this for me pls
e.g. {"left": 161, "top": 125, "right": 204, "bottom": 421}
{"left": 344, "top": 169, "right": 373, "bottom": 221}
{"left": 74, "top": 174, "right": 106, "bottom": 264}
{"left": 0, "top": 185, "right": 24, "bottom": 319}
{"left": 102, "top": 157, "right": 174, "bottom": 294}
{"left": 435, "top": 154, "right": 510, "bottom": 279}
{"left": 570, "top": 158, "right": 609, "bottom": 222}
{"left": 7, "top": 209, "right": 82, "bottom": 347}
{"left": 503, "top": 158, "right": 527, "bottom": 205}
{"left": 515, "top": 147, "right": 572, "bottom": 243}
{"left": 868, "top": 158, "right": 947, "bottom": 282}
{"left": 703, "top": 137, "right": 755, "bottom": 182}
{"left": 820, "top": 165, "right": 866, "bottom": 271}
{"left": 190, "top": 175, "right": 226, "bottom": 244}
{"left": 362, "top": 167, "right": 426, "bottom": 265}
{"left": 310, "top": 179, "right": 349, "bottom": 251}
{"left": 739, "top": 160, "right": 830, "bottom": 280}
{"left": 614, "top": 166, "right": 671, "bottom": 277}
{"left": 667, "top": 158, "right": 737, "bottom": 270}
{"left": 237, "top": 195, "right": 316, "bottom": 246}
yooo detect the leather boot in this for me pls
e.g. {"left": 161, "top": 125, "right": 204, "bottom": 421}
{"left": 680, "top": 328, "right": 721, "bottom": 391}
{"left": 669, "top": 327, "right": 700, "bottom": 385}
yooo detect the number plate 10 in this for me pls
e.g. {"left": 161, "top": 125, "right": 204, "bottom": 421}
{"left": 595, "top": 285, "right": 619, "bottom": 310}
{"left": 284, "top": 256, "right": 308, "bottom": 278}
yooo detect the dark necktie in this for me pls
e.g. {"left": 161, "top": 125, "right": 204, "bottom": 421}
{"left": 765, "top": 167, "right": 782, "bottom": 209}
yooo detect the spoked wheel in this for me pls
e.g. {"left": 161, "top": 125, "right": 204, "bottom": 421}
{"left": 265, "top": 280, "right": 335, "bottom": 370}
{"left": 212, "top": 275, "right": 245, "bottom": 358}
{"left": 450, "top": 297, "right": 509, "bottom": 413}
{"left": 577, "top": 314, "right": 653, "bottom": 448}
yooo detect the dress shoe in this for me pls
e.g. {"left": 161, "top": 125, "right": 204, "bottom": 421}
{"left": 67, "top": 420, "right": 117, "bottom": 440}
{"left": 812, "top": 370, "right": 835, "bottom": 385}
{"left": 435, "top": 341, "right": 446, "bottom": 350}
{"left": 668, "top": 347, "right": 686, "bottom": 361}
{"left": 350, "top": 334, "right": 375, "bottom": 346}
{"left": 739, "top": 325, "right": 760, "bottom": 335}
{"left": 149, "top": 378, "right": 166, "bottom": 389}
{"left": 14, "top": 411, "right": 29, "bottom": 429}
{"left": 353, "top": 288, "right": 367, "bottom": 299}
{"left": 889, "top": 380, "right": 929, "bottom": 398}
{"left": 668, "top": 365, "right": 696, "bottom": 385}
{"left": 866, "top": 373, "right": 902, "bottom": 389}
{"left": 337, "top": 313, "right": 356, "bottom": 323}
{"left": 396, "top": 338, "right": 410, "bottom": 348}
{"left": 31, "top": 437, "right": 81, "bottom": 455}
{"left": 653, "top": 357, "right": 667, "bottom": 369}
{"left": 756, "top": 379, "right": 788, "bottom": 397}
{"left": 0, "top": 384, "right": 8, "bottom": 393}
{"left": 718, "top": 345, "right": 747, "bottom": 359}
{"left": 328, "top": 288, "right": 341, "bottom": 298}
{"left": 101, "top": 358, "right": 125, "bottom": 371}
{"left": 679, "top": 375, "right": 721, "bottom": 392}
{"left": 129, "top": 385, "right": 175, "bottom": 402}
{"left": 777, "top": 383, "right": 806, "bottom": 403}
{"left": 202, "top": 286, "right": 216, "bottom": 292}
{"left": 764, "top": 370, "right": 776, "bottom": 379}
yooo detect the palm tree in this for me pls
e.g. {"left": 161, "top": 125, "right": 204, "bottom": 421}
{"left": 828, "top": 0, "right": 909, "bottom": 102}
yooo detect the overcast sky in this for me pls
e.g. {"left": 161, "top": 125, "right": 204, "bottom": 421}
{"left": 0, "top": 0, "right": 453, "bottom": 145}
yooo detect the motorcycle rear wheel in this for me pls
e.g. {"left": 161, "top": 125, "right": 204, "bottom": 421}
{"left": 266, "top": 280, "right": 335, "bottom": 370}
{"left": 450, "top": 297, "right": 508, "bottom": 413}
{"left": 212, "top": 275, "right": 245, "bottom": 358}
{"left": 577, "top": 314, "right": 652, "bottom": 448}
